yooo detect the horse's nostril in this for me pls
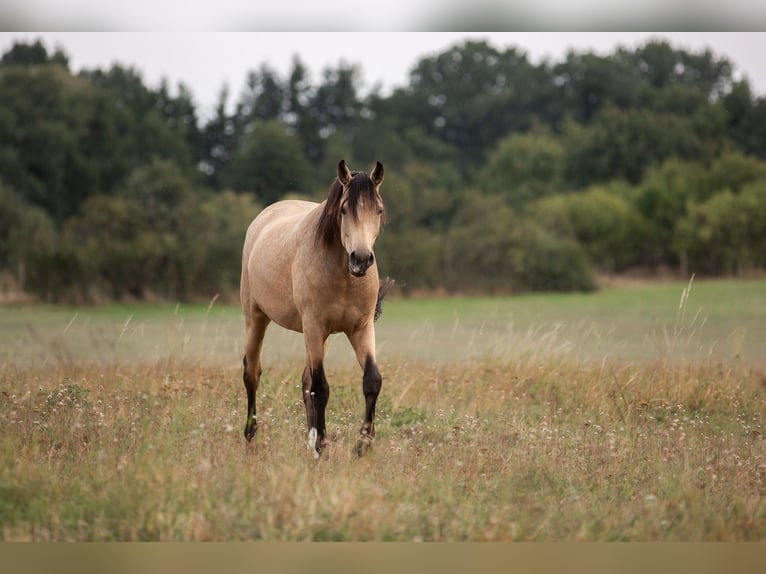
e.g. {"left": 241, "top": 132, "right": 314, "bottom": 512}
{"left": 368, "top": 253, "right": 375, "bottom": 265}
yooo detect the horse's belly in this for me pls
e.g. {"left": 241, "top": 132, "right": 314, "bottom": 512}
{"left": 261, "top": 302, "right": 303, "bottom": 333}
{"left": 243, "top": 205, "right": 312, "bottom": 333}
{"left": 248, "top": 262, "right": 303, "bottom": 332}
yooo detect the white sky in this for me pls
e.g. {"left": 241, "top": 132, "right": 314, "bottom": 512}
{"left": 1, "top": 32, "right": 765, "bottom": 120}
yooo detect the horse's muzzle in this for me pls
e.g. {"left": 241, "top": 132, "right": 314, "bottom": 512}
{"left": 349, "top": 250, "right": 374, "bottom": 277}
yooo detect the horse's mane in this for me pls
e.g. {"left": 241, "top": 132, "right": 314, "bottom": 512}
{"left": 315, "top": 171, "right": 384, "bottom": 248}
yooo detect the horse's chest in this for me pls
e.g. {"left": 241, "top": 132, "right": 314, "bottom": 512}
{"left": 301, "top": 280, "right": 375, "bottom": 334}
{"left": 323, "top": 307, "right": 359, "bottom": 334}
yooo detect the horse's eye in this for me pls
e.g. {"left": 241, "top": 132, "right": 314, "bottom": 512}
{"left": 378, "top": 208, "right": 384, "bottom": 216}
{"left": 340, "top": 206, "right": 347, "bottom": 215}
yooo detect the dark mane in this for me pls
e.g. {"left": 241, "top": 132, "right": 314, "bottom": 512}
{"left": 315, "top": 171, "right": 384, "bottom": 248}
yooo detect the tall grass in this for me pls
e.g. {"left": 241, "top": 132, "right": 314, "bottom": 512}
{"left": 1, "top": 279, "right": 765, "bottom": 540}
{"left": 1, "top": 355, "right": 764, "bottom": 540}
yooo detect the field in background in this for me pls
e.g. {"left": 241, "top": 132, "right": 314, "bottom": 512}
{"left": 1, "top": 278, "right": 765, "bottom": 540}
{"left": 3, "top": 277, "right": 766, "bottom": 370}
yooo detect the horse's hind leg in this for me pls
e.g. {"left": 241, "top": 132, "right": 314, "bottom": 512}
{"left": 243, "top": 311, "right": 270, "bottom": 442}
{"left": 348, "top": 325, "right": 382, "bottom": 457}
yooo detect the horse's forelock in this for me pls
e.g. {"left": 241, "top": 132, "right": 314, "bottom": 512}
{"left": 345, "top": 172, "right": 382, "bottom": 222}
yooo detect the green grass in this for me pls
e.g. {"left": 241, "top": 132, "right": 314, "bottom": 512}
{"left": 1, "top": 278, "right": 765, "bottom": 540}
{"left": 3, "top": 277, "right": 765, "bottom": 368}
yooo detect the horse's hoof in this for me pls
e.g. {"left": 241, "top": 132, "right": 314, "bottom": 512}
{"left": 312, "top": 443, "right": 330, "bottom": 461}
{"left": 355, "top": 435, "right": 373, "bottom": 457}
{"left": 244, "top": 420, "right": 258, "bottom": 442}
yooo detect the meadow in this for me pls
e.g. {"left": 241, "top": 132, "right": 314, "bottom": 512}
{"left": 1, "top": 278, "right": 765, "bottom": 540}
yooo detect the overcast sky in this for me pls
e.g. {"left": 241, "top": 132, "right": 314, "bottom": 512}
{"left": 1, "top": 32, "right": 764, "bottom": 120}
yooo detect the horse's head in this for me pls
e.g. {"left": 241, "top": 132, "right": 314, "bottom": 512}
{"left": 337, "top": 160, "right": 385, "bottom": 277}
{"left": 317, "top": 160, "right": 385, "bottom": 277}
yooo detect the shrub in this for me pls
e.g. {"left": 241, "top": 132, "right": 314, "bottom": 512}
{"left": 445, "top": 192, "right": 596, "bottom": 293}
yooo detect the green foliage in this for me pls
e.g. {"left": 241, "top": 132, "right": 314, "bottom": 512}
{"left": 633, "top": 159, "right": 711, "bottom": 265}
{"left": 478, "top": 130, "right": 566, "bottom": 207}
{"left": 634, "top": 153, "right": 766, "bottom": 267}
{"left": 444, "top": 193, "right": 595, "bottom": 293}
{"left": 675, "top": 182, "right": 766, "bottom": 274}
{"left": 389, "top": 40, "right": 560, "bottom": 172}
{"left": 0, "top": 38, "right": 68, "bottom": 68}
{"left": 564, "top": 104, "right": 727, "bottom": 187}
{"left": 707, "top": 151, "right": 766, "bottom": 195}
{"left": 0, "top": 181, "right": 65, "bottom": 299}
{"left": 195, "top": 190, "right": 263, "bottom": 294}
{"left": 376, "top": 227, "right": 445, "bottom": 293}
{"left": 55, "top": 161, "right": 260, "bottom": 301}
{"left": 444, "top": 193, "right": 518, "bottom": 292}
{"left": 513, "top": 223, "right": 597, "bottom": 293}
{"left": 2, "top": 37, "right": 766, "bottom": 301}
{"left": 531, "top": 185, "right": 652, "bottom": 271}
{"left": 221, "top": 120, "right": 311, "bottom": 204}
{"left": 723, "top": 81, "right": 766, "bottom": 158}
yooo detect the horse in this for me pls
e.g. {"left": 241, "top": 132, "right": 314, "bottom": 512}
{"left": 240, "top": 160, "right": 392, "bottom": 457}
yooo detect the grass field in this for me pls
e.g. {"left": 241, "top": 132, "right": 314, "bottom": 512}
{"left": 1, "top": 278, "right": 765, "bottom": 540}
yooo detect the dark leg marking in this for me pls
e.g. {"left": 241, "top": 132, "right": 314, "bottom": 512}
{"left": 357, "top": 355, "right": 382, "bottom": 456}
{"left": 243, "top": 355, "right": 258, "bottom": 441}
{"left": 302, "top": 362, "right": 330, "bottom": 455}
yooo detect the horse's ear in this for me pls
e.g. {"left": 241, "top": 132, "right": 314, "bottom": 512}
{"left": 337, "top": 160, "right": 352, "bottom": 186}
{"left": 370, "top": 161, "right": 384, "bottom": 186}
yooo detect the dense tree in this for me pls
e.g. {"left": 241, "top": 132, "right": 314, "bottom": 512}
{"left": 221, "top": 119, "right": 312, "bottom": 205}
{"left": 0, "top": 39, "right": 68, "bottom": 68}
{"left": 199, "top": 85, "right": 239, "bottom": 188}
{"left": 723, "top": 81, "right": 766, "bottom": 159}
{"left": 478, "top": 130, "right": 566, "bottom": 207}
{"left": 444, "top": 192, "right": 595, "bottom": 293}
{"left": 2, "top": 36, "right": 766, "bottom": 302}
{"left": 553, "top": 49, "right": 647, "bottom": 123}
{"left": 623, "top": 40, "right": 733, "bottom": 99}
{"left": 675, "top": 182, "right": 766, "bottom": 275}
{"left": 388, "top": 40, "right": 559, "bottom": 172}
{"left": 238, "top": 64, "right": 286, "bottom": 123}
{"left": 0, "top": 182, "right": 58, "bottom": 291}
{"left": 563, "top": 104, "right": 727, "bottom": 187}
{"left": 0, "top": 65, "right": 98, "bottom": 219}
{"left": 530, "top": 185, "right": 652, "bottom": 272}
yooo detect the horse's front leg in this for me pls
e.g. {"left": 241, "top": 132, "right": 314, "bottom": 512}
{"left": 302, "top": 325, "right": 330, "bottom": 458}
{"left": 348, "top": 324, "right": 382, "bottom": 457}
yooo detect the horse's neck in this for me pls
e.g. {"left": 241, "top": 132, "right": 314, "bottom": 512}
{"left": 300, "top": 205, "right": 347, "bottom": 269}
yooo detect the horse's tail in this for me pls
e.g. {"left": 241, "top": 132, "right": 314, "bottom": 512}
{"left": 374, "top": 277, "right": 396, "bottom": 321}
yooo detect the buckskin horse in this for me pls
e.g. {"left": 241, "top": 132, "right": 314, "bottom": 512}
{"left": 240, "top": 160, "right": 392, "bottom": 457}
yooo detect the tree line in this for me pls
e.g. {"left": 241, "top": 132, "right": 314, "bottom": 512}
{"left": 2, "top": 37, "right": 766, "bottom": 302}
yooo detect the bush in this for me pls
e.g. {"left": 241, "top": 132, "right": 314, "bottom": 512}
{"left": 675, "top": 181, "right": 766, "bottom": 275}
{"left": 444, "top": 192, "right": 596, "bottom": 293}
{"left": 376, "top": 227, "right": 445, "bottom": 294}
{"left": 530, "top": 185, "right": 651, "bottom": 272}
{"left": 512, "top": 222, "right": 597, "bottom": 292}
{"left": 477, "top": 130, "right": 566, "bottom": 208}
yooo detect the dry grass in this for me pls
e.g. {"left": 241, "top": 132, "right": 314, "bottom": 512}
{"left": 1, "top": 353, "right": 765, "bottom": 541}
{"left": 2, "top": 279, "right": 765, "bottom": 540}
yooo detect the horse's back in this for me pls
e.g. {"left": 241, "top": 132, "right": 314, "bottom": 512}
{"left": 241, "top": 200, "right": 320, "bottom": 331}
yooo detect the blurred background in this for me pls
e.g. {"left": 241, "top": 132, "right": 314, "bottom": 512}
{"left": 1, "top": 30, "right": 765, "bottom": 303}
